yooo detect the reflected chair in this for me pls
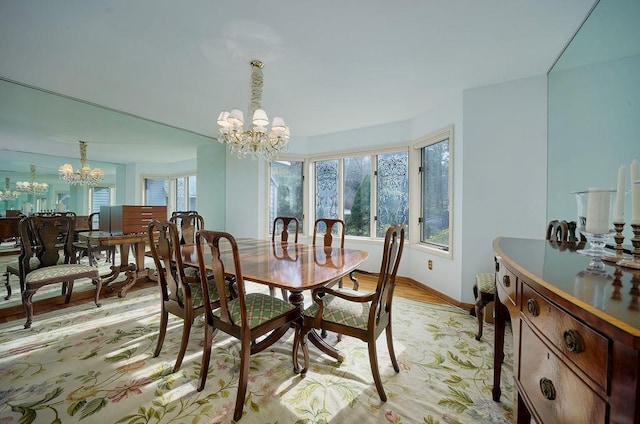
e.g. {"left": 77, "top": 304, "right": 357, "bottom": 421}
{"left": 76, "top": 212, "right": 115, "bottom": 265}
{"left": 299, "top": 224, "right": 405, "bottom": 402}
{"left": 170, "top": 211, "right": 205, "bottom": 282}
{"left": 271, "top": 216, "right": 299, "bottom": 298}
{"left": 19, "top": 215, "right": 102, "bottom": 328}
{"left": 148, "top": 219, "right": 223, "bottom": 372}
{"left": 195, "top": 230, "right": 305, "bottom": 421}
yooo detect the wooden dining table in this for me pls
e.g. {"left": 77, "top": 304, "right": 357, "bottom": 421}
{"left": 180, "top": 238, "right": 369, "bottom": 359}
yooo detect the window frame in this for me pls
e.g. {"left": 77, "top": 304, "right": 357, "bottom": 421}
{"left": 409, "top": 125, "right": 454, "bottom": 259}
{"left": 265, "top": 156, "right": 308, "bottom": 237}
{"left": 141, "top": 173, "right": 196, "bottom": 216}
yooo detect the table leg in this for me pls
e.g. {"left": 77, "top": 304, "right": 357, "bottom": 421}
{"left": 288, "top": 289, "right": 343, "bottom": 362}
{"left": 493, "top": 293, "right": 508, "bottom": 402}
{"left": 117, "top": 240, "right": 149, "bottom": 298}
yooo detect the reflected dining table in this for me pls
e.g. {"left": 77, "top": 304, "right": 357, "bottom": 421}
{"left": 180, "top": 238, "right": 369, "bottom": 360}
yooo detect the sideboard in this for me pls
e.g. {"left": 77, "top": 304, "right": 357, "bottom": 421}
{"left": 492, "top": 237, "right": 640, "bottom": 424}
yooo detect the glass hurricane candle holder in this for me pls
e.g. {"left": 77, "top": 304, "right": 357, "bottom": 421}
{"left": 573, "top": 188, "right": 616, "bottom": 271}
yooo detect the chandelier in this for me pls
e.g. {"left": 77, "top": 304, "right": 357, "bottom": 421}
{"left": 16, "top": 165, "right": 49, "bottom": 195}
{"left": 58, "top": 141, "right": 104, "bottom": 186}
{"left": 217, "top": 60, "right": 290, "bottom": 161}
{"left": 0, "top": 177, "right": 20, "bottom": 201}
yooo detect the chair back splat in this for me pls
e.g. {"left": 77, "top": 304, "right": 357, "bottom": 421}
{"left": 299, "top": 224, "right": 405, "bottom": 402}
{"left": 170, "top": 211, "right": 204, "bottom": 245}
{"left": 313, "top": 218, "right": 345, "bottom": 248}
{"left": 195, "top": 230, "right": 305, "bottom": 421}
{"left": 272, "top": 216, "right": 299, "bottom": 243}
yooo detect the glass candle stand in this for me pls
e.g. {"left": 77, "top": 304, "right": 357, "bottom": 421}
{"left": 574, "top": 188, "right": 616, "bottom": 271}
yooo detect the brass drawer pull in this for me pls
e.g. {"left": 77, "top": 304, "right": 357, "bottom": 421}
{"left": 539, "top": 377, "right": 556, "bottom": 400}
{"left": 503, "top": 275, "right": 510, "bottom": 288}
{"left": 563, "top": 329, "right": 584, "bottom": 353}
{"left": 526, "top": 298, "right": 539, "bottom": 316}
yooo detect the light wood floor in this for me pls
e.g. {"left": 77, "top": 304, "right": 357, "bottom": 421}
{"left": 0, "top": 263, "right": 465, "bottom": 325}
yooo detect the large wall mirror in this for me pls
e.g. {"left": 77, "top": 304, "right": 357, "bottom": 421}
{"left": 547, "top": 0, "right": 640, "bottom": 240}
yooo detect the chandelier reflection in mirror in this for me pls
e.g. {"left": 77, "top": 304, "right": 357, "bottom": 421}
{"left": 0, "top": 177, "right": 20, "bottom": 201}
{"left": 217, "top": 60, "right": 290, "bottom": 161}
{"left": 16, "top": 165, "right": 49, "bottom": 194}
{"left": 58, "top": 141, "right": 104, "bottom": 186}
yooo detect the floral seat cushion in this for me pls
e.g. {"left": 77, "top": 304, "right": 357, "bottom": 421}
{"left": 25, "top": 264, "right": 98, "bottom": 284}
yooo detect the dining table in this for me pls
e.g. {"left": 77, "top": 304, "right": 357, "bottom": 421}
{"left": 76, "top": 230, "right": 153, "bottom": 298}
{"left": 179, "top": 238, "right": 369, "bottom": 360}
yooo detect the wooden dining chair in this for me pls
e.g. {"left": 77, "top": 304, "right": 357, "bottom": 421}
{"left": 19, "top": 215, "right": 102, "bottom": 329}
{"left": 76, "top": 211, "right": 115, "bottom": 265}
{"left": 195, "top": 229, "right": 305, "bottom": 421}
{"left": 298, "top": 224, "right": 405, "bottom": 402}
{"left": 170, "top": 211, "right": 205, "bottom": 282}
{"left": 147, "top": 219, "right": 223, "bottom": 372}
{"left": 270, "top": 216, "right": 299, "bottom": 299}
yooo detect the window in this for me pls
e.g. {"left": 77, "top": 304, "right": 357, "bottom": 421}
{"left": 413, "top": 125, "right": 453, "bottom": 255}
{"left": 268, "top": 160, "right": 304, "bottom": 233}
{"left": 89, "top": 186, "right": 113, "bottom": 213}
{"left": 312, "top": 150, "right": 408, "bottom": 239}
{"left": 144, "top": 174, "right": 196, "bottom": 214}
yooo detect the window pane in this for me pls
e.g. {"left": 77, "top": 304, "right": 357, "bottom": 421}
{"left": 91, "top": 186, "right": 110, "bottom": 213}
{"left": 343, "top": 156, "right": 370, "bottom": 236}
{"left": 188, "top": 176, "right": 197, "bottom": 210}
{"left": 421, "top": 139, "right": 449, "bottom": 248}
{"left": 269, "top": 161, "right": 304, "bottom": 233}
{"left": 315, "top": 160, "right": 338, "bottom": 220}
{"left": 176, "top": 178, "right": 185, "bottom": 210}
{"left": 376, "top": 152, "right": 408, "bottom": 237}
{"left": 145, "top": 178, "right": 168, "bottom": 206}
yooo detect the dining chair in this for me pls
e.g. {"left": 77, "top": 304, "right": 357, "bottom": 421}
{"left": 270, "top": 216, "right": 299, "bottom": 299}
{"left": 19, "top": 215, "right": 102, "bottom": 329}
{"left": 147, "top": 219, "right": 223, "bottom": 372}
{"left": 298, "top": 224, "right": 405, "bottom": 402}
{"left": 170, "top": 211, "right": 205, "bottom": 282}
{"left": 195, "top": 229, "right": 305, "bottom": 421}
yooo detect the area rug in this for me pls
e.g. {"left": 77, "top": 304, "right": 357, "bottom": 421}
{"left": 0, "top": 284, "right": 514, "bottom": 423}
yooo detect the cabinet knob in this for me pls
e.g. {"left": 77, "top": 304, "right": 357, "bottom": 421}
{"left": 539, "top": 377, "right": 556, "bottom": 400}
{"left": 503, "top": 275, "right": 511, "bottom": 288}
{"left": 526, "top": 298, "right": 539, "bottom": 316}
{"left": 563, "top": 329, "right": 584, "bottom": 353}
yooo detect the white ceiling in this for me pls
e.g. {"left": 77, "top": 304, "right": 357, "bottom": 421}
{"left": 0, "top": 0, "right": 596, "bottom": 167}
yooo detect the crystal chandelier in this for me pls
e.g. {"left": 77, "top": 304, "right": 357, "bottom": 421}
{"left": 0, "top": 177, "right": 20, "bottom": 201}
{"left": 217, "top": 60, "right": 290, "bottom": 161}
{"left": 16, "top": 165, "right": 49, "bottom": 194}
{"left": 58, "top": 141, "right": 104, "bottom": 185}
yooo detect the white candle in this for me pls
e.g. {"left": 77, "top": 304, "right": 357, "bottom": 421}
{"left": 632, "top": 159, "right": 640, "bottom": 225}
{"left": 614, "top": 165, "right": 626, "bottom": 222}
{"left": 585, "top": 188, "right": 611, "bottom": 234}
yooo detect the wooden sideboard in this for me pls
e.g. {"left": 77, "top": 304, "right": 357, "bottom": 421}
{"left": 493, "top": 237, "right": 640, "bottom": 424}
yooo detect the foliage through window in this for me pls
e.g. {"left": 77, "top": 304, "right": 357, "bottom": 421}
{"left": 416, "top": 126, "right": 452, "bottom": 252}
{"left": 313, "top": 151, "right": 408, "bottom": 239}
{"left": 269, "top": 161, "right": 304, "bottom": 233}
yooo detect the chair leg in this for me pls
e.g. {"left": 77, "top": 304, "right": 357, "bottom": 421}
{"left": 154, "top": 309, "right": 169, "bottom": 357}
{"left": 198, "top": 322, "right": 215, "bottom": 392}
{"left": 4, "top": 271, "right": 11, "bottom": 300}
{"left": 269, "top": 286, "right": 276, "bottom": 297}
{"left": 234, "top": 338, "right": 252, "bottom": 421}
{"left": 280, "top": 288, "right": 288, "bottom": 300}
{"left": 93, "top": 278, "right": 102, "bottom": 307}
{"left": 173, "top": 317, "right": 192, "bottom": 372}
{"left": 385, "top": 324, "right": 399, "bottom": 372}
{"left": 22, "top": 289, "right": 35, "bottom": 329}
{"left": 368, "top": 339, "right": 387, "bottom": 402}
{"left": 475, "top": 298, "right": 487, "bottom": 341}
{"left": 64, "top": 281, "right": 74, "bottom": 303}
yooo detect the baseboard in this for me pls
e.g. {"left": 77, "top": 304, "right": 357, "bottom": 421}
{"left": 396, "top": 275, "right": 474, "bottom": 311}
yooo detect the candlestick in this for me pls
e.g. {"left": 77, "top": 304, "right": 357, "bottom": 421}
{"left": 617, "top": 223, "right": 640, "bottom": 270}
{"left": 615, "top": 165, "right": 626, "bottom": 222}
{"left": 631, "top": 160, "right": 640, "bottom": 224}
{"left": 604, "top": 222, "right": 627, "bottom": 263}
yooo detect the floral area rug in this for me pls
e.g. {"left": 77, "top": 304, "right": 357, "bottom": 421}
{"left": 0, "top": 284, "right": 514, "bottom": 423}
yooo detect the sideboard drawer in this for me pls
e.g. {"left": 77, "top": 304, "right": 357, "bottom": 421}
{"left": 521, "top": 283, "right": 609, "bottom": 391}
{"left": 519, "top": 322, "right": 607, "bottom": 424}
{"left": 496, "top": 260, "right": 517, "bottom": 306}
